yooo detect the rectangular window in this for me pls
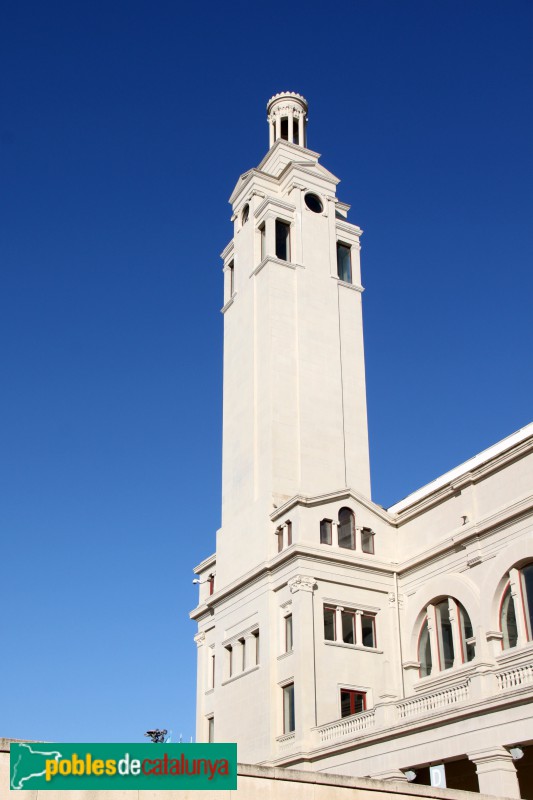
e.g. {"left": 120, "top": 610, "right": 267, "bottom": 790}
{"left": 340, "top": 689, "right": 366, "bottom": 718}
{"left": 286, "top": 520, "right": 292, "bottom": 546}
{"left": 320, "top": 519, "right": 332, "bottom": 545}
{"left": 341, "top": 610, "right": 355, "bottom": 644}
{"left": 260, "top": 223, "right": 266, "bottom": 261}
{"left": 361, "top": 528, "right": 374, "bottom": 554}
{"left": 361, "top": 615, "right": 376, "bottom": 648}
{"left": 285, "top": 614, "right": 293, "bottom": 653}
{"left": 252, "top": 629, "right": 260, "bottom": 664}
{"left": 228, "top": 261, "right": 234, "bottom": 298}
{"left": 208, "top": 716, "right": 214, "bottom": 743}
{"left": 283, "top": 683, "right": 295, "bottom": 733}
{"left": 239, "top": 637, "right": 246, "bottom": 671}
{"left": 275, "top": 220, "right": 290, "bottom": 261}
{"left": 208, "top": 574, "right": 215, "bottom": 595}
{"left": 210, "top": 652, "right": 215, "bottom": 688}
{"left": 226, "top": 645, "right": 233, "bottom": 678}
{"left": 277, "top": 527, "right": 283, "bottom": 553}
{"left": 337, "top": 242, "right": 352, "bottom": 283}
{"left": 324, "top": 606, "right": 336, "bottom": 641}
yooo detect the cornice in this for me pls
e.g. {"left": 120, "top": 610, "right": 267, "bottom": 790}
{"left": 250, "top": 256, "right": 302, "bottom": 279}
{"left": 270, "top": 487, "right": 394, "bottom": 525}
{"left": 229, "top": 169, "right": 278, "bottom": 206}
{"left": 220, "top": 240, "right": 234, "bottom": 261}
{"left": 337, "top": 278, "right": 364, "bottom": 293}
{"left": 388, "top": 423, "right": 533, "bottom": 525}
{"left": 193, "top": 552, "right": 216, "bottom": 574}
{"left": 254, "top": 196, "right": 296, "bottom": 219}
{"left": 335, "top": 220, "right": 363, "bottom": 238}
{"left": 220, "top": 294, "right": 236, "bottom": 314}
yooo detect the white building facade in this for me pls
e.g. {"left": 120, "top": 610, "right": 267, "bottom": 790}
{"left": 191, "top": 93, "right": 533, "bottom": 799}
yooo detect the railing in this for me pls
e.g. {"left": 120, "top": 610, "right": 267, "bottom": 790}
{"left": 276, "top": 732, "right": 296, "bottom": 752}
{"left": 317, "top": 709, "right": 375, "bottom": 743}
{"left": 496, "top": 663, "right": 533, "bottom": 691}
{"left": 397, "top": 681, "right": 470, "bottom": 721}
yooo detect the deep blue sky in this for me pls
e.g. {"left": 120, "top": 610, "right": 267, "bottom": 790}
{"left": 1, "top": 0, "right": 531, "bottom": 743}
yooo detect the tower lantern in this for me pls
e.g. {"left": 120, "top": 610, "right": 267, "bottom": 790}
{"left": 267, "top": 91, "right": 308, "bottom": 148}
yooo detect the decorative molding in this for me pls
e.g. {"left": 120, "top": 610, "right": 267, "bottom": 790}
{"left": 194, "top": 632, "right": 206, "bottom": 647}
{"left": 288, "top": 575, "right": 317, "bottom": 594}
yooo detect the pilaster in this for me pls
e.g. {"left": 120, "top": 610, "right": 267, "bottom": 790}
{"left": 468, "top": 747, "right": 521, "bottom": 798}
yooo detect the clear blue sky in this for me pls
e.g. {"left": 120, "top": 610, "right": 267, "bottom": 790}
{"left": 1, "top": 0, "right": 531, "bottom": 743}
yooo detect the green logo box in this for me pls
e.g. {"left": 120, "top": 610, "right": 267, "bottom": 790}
{"left": 10, "top": 742, "right": 237, "bottom": 791}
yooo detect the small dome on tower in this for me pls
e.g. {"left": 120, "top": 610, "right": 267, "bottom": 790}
{"left": 267, "top": 92, "right": 308, "bottom": 148}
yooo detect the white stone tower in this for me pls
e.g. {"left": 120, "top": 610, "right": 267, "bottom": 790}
{"left": 217, "top": 91, "right": 371, "bottom": 589}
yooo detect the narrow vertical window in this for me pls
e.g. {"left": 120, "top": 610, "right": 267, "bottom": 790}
{"left": 286, "top": 520, "right": 292, "bottom": 546}
{"left": 520, "top": 563, "right": 533, "bottom": 640}
{"left": 239, "top": 637, "right": 246, "bottom": 671}
{"left": 276, "top": 527, "right": 283, "bottom": 553}
{"left": 275, "top": 220, "right": 290, "bottom": 261}
{"left": 341, "top": 609, "right": 355, "bottom": 644}
{"left": 340, "top": 690, "right": 366, "bottom": 717}
{"left": 320, "top": 519, "right": 332, "bottom": 545}
{"left": 500, "top": 584, "right": 518, "bottom": 649}
{"left": 337, "top": 242, "right": 352, "bottom": 283}
{"left": 259, "top": 223, "right": 266, "bottom": 261}
{"left": 280, "top": 117, "right": 289, "bottom": 141}
{"left": 435, "top": 601, "right": 454, "bottom": 670}
{"left": 210, "top": 652, "right": 216, "bottom": 689}
{"left": 361, "top": 528, "right": 374, "bottom": 554}
{"left": 208, "top": 574, "right": 215, "bottom": 595}
{"left": 338, "top": 507, "right": 355, "bottom": 550}
{"left": 418, "top": 617, "right": 432, "bottom": 677}
{"left": 241, "top": 204, "right": 249, "bottom": 225}
{"left": 283, "top": 683, "right": 295, "bottom": 733}
{"left": 285, "top": 614, "right": 293, "bottom": 653}
{"left": 324, "top": 606, "right": 336, "bottom": 641}
{"left": 228, "top": 261, "right": 234, "bottom": 298}
{"left": 361, "top": 615, "right": 376, "bottom": 648}
{"left": 208, "top": 716, "right": 214, "bottom": 743}
{"left": 252, "top": 629, "right": 260, "bottom": 664}
{"left": 226, "top": 645, "right": 233, "bottom": 678}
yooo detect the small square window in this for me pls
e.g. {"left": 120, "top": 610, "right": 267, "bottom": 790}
{"left": 340, "top": 689, "right": 366, "bottom": 718}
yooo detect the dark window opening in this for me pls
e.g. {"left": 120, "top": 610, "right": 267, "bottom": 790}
{"left": 362, "top": 615, "right": 376, "bottom": 647}
{"left": 320, "top": 519, "right": 332, "bottom": 545}
{"left": 340, "top": 689, "right": 366, "bottom": 718}
{"left": 283, "top": 683, "right": 295, "bottom": 733}
{"left": 275, "top": 220, "right": 290, "bottom": 261}
{"left": 305, "top": 193, "right": 323, "bottom": 213}
{"left": 324, "top": 606, "right": 336, "bottom": 641}
{"left": 286, "top": 520, "right": 292, "bottom": 546}
{"left": 361, "top": 528, "right": 374, "bottom": 554}
{"left": 337, "top": 242, "right": 352, "bottom": 283}
{"left": 341, "top": 610, "right": 355, "bottom": 644}
{"left": 285, "top": 614, "right": 293, "bottom": 652}
{"left": 280, "top": 117, "right": 289, "bottom": 141}
{"left": 338, "top": 507, "right": 355, "bottom": 550}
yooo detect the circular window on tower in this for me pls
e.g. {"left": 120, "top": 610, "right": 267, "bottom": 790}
{"left": 241, "top": 204, "right": 249, "bottom": 225}
{"left": 304, "top": 193, "right": 323, "bottom": 213}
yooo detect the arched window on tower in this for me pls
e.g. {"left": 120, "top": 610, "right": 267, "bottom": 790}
{"left": 500, "top": 562, "right": 533, "bottom": 649}
{"left": 338, "top": 507, "right": 355, "bottom": 550}
{"left": 417, "top": 598, "right": 475, "bottom": 677}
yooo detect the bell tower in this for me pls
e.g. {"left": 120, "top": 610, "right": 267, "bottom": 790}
{"left": 216, "top": 92, "right": 371, "bottom": 588}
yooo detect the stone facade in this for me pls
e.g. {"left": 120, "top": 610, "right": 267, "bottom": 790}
{"left": 191, "top": 93, "right": 533, "bottom": 799}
